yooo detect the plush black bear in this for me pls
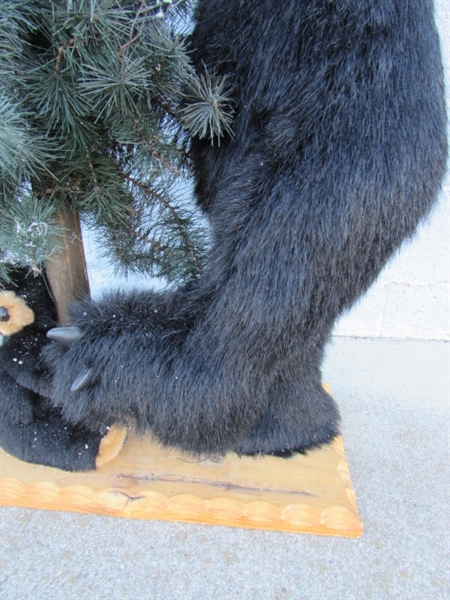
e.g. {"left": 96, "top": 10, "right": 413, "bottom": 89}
{"left": 43, "top": 0, "right": 447, "bottom": 460}
{"left": 0, "top": 269, "right": 126, "bottom": 470}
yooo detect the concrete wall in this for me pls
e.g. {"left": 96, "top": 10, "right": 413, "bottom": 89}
{"left": 334, "top": 0, "right": 449, "bottom": 340}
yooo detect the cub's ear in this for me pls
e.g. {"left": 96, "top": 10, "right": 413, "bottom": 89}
{"left": 0, "top": 290, "right": 35, "bottom": 336}
{"left": 95, "top": 425, "right": 128, "bottom": 468}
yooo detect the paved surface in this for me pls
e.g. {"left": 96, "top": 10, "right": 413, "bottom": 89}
{"left": 1, "top": 336, "right": 449, "bottom": 599}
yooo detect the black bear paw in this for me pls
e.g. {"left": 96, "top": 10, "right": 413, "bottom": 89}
{"left": 234, "top": 423, "right": 339, "bottom": 458}
{"left": 47, "top": 327, "right": 95, "bottom": 392}
{"left": 44, "top": 322, "right": 111, "bottom": 428}
{"left": 234, "top": 382, "right": 341, "bottom": 458}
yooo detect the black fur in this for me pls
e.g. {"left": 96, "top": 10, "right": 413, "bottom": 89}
{"left": 44, "top": 0, "right": 447, "bottom": 457}
{"left": 0, "top": 270, "right": 103, "bottom": 470}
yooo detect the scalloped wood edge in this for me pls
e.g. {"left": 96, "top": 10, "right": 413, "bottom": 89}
{"left": 0, "top": 387, "right": 363, "bottom": 537}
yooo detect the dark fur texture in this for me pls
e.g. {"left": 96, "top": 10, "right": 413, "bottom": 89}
{"left": 0, "top": 270, "right": 104, "bottom": 470}
{"left": 44, "top": 0, "right": 447, "bottom": 458}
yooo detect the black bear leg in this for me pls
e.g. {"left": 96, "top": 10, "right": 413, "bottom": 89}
{"left": 235, "top": 335, "right": 340, "bottom": 457}
{"left": 234, "top": 371, "right": 340, "bottom": 457}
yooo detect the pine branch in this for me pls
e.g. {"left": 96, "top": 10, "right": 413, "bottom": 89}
{"left": 55, "top": 38, "right": 76, "bottom": 78}
{"left": 0, "top": 0, "right": 231, "bottom": 286}
{"left": 179, "top": 67, "right": 235, "bottom": 145}
{"left": 123, "top": 173, "right": 204, "bottom": 276}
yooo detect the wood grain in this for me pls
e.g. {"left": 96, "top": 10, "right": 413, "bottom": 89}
{"left": 45, "top": 207, "right": 90, "bottom": 325}
{"left": 0, "top": 420, "right": 363, "bottom": 537}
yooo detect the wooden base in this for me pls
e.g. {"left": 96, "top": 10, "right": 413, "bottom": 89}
{"left": 0, "top": 430, "right": 363, "bottom": 537}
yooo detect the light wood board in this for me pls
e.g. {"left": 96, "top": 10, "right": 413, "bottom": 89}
{"left": 0, "top": 429, "right": 363, "bottom": 537}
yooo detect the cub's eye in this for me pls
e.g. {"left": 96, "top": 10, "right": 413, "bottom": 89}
{"left": 0, "top": 306, "right": 10, "bottom": 322}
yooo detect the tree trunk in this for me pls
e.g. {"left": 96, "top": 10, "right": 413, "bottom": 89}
{"left": 45, "top": 208, "right": 90, "bottom": 325}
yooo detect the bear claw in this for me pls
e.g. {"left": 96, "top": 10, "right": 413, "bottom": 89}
{"left": 47, "top": 326, "right": 83, "bottom": 345}
{"left": 70, "top": 368, "right": 94, "bottom": 393}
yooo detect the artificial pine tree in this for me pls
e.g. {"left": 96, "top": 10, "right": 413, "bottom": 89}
{"left": 0, "top": 0, "right": 233, "bottom": 322}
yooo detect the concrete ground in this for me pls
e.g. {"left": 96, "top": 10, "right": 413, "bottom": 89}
{"left": 0, "top": 336, "right": 449, "bottom": 599}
